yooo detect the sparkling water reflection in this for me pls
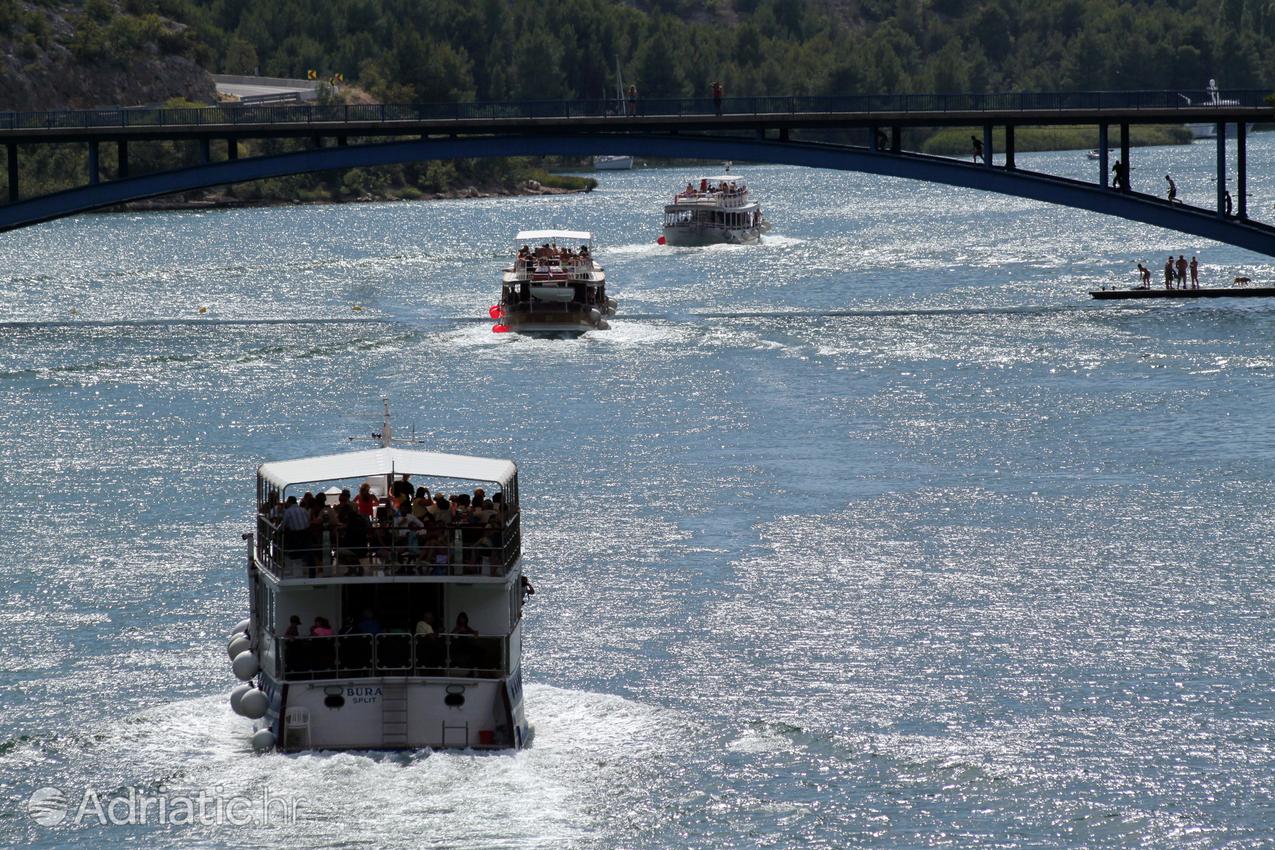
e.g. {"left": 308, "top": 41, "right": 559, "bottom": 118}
{"left": 1, "top": 138, "right": 1274, "bottom": 848}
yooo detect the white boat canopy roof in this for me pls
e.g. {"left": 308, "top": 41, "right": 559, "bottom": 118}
{"left": 696, "top": 175, "right": 746, "bottom": 184}
{"left": 258, "top": 447, "right": 517, "bottom": 490}
{"left": 515, "top": 229, "right": 592, "bottom": 243}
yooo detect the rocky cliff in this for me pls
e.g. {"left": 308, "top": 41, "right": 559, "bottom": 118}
{"left": 0, "top": 2, "right": 214, "bottom": 111}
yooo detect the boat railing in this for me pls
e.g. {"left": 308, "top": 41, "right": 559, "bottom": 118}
{"left": 672, "top": 191, "right": 749, "bottom": 209}
{"left": 255, "top": 512, "right": 522, "bottom": 581}
{"left": 278, "top": 633, "right": 507, "bottom": 680}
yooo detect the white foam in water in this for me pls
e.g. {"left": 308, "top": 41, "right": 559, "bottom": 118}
{"left": 4, "top": 684, "right": 689, "bottom": 849}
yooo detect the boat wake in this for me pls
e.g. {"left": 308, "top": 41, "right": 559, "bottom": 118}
{"left": 0, "top": 684, "right": 691, "bottom": 849}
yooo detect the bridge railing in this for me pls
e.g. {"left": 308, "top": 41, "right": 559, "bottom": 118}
{"left": 0, "top": 89, "right": 1269, "bottom": 131}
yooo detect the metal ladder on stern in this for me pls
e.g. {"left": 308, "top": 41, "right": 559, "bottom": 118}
{"left": 381, "top": 684, "right": 409, "bottom": 747}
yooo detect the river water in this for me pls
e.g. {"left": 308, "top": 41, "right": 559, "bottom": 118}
{"left": 2, "top": 138, "right": 1274, "bottom": 849}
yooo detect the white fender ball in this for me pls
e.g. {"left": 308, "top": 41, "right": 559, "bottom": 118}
{"left": 227, "top": 634, "right": 252, "bottom": 660}
{"left": 230, "top": 618, "right": 251, "bottom": 636}
{"left": 229, "top": 683, "right": 253, "bottom": 715}
{"left": 240, "top": 689, "right": 269, "bottom": 720}
{"left": 231, "top": 650, "right": 259, "bottom": 681}
{"left": 251, "top": 729, "right": 276, "bottom": 752}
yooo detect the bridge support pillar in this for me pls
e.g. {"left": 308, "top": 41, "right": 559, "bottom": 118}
{"left": 87, "top": 141, "right": 99, "bottom": 185}
{"left": 338, "top": 135, "right": 348, "bottom": 147}
{"left": 1237, "top": 122, "right": 1247, "bottom": 219}
{"left": 1216, "top": 122, "right": 1227, "bottom": 217}
{"left": 117, "top": 140, "right": 128, "bottom": 179}
{"left": 890, "top": 126, "right": 901, "bottom": 153}
{"left": 227, "top": 138, "right": 238, "bottom": 160}
{"left": 869, "top": 124, "right": 879, "bottom": 151}
{"left": 6, "top": 143, "right": 16, "bottom": 203}
{"left": 778, "top": 127, "right": 789, "bottom": 143}
{"left": 198, "top": 138, "right": 210, "bottom": 164}
{"left": 1097, "top": 124, "right": 1109, "bottom": 187}
{"left": 1118, "top": 124, "right": 1129, "bottom": 193}
{"left": 312, "top": 135, "right": 323, "bottom": 149}
{"left": 1004, "top": 125, "right": 1015, "bottom": 170}
{"left": 982, "top": 124, "right": 993, "bottom": 167}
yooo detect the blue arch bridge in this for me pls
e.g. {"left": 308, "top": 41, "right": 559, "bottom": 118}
{"left": 1, "top": 89, "right": 1272, "bottom": 254}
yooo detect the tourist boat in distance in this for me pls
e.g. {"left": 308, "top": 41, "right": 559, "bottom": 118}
{"left": 225, "top": 403, "right": 533, "bottom": 752}
{"left": 1180, "top": 79, "right": 1252, "bottom": 139}
{"left": 662, "top": 173, "right": 767, "bottom": 246}
{"left": 593, "top": 155, "right": 634, "bottom": 170}
{"left": 1086, "top": 149, "right": 1102, "bottom": 160}
{"left": 494, "top": 229, "right": 616, "bottom": 336}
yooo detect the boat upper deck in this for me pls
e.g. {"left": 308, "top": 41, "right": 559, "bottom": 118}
{"left": 255, "top": 446, "right": 521, "bottom": 584}
{"left": 505, "top": 234, "right": 603, "bottom": 284}
{"left": 668, "top": 176, "right": 755, "bottom": 210}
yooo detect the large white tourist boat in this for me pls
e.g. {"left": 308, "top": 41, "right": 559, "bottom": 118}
{"left": 662, "top": 174, "right": 767, "bottom": 246}
{"left": 494, "top": 229, "right": 616, "bottom": 336}
{"left": 226, "top": 406, "right": 532, "bottom": 751}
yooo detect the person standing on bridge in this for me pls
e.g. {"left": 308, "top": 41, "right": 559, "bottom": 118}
{"left": 1224, "top": 191, "right": 1233, "bottom": 217}
{"left": 1165, "top": 174, "right": 1178, "bottom": 204}
{"left": 1190, "top": 255, "right": 1199, "bottom": 288}
{"left": 712, "top": 80, "right": 724, "bottom": 116}
{"left": 1175, "top": 255, "right": 1188, "bottom": 288}
{"left": 970, "top": 135, "right": 983, "bottom": 163}
{"left": 1112, "top": 159, "right": 1129, "bottom": 192}
{"left": 1164, "top": 256, "right": 1175, "bottom": 289}
{"left": 626, "top": 84, "right": 637, "bottom": 117}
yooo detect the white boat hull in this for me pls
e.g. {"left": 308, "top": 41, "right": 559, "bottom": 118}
{"left": 663, "top": 223, "right": 764, "bottom": 247}
{"left": 593, "top": 155, "right": 633, "bottom": 170}
{"left": 260, "top": 670, "right": 531, "bottom": 751}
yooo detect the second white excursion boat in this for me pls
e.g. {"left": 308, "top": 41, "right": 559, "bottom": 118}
{"left": 662, "top": 174, "right": 767, "bottom": 246}
{"left": 493, "top": 229, "right": 616, "bottom": 336}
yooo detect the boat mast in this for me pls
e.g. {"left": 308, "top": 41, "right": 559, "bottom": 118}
{"left": 375, "top": 397, "right": 393, "bottom": 447}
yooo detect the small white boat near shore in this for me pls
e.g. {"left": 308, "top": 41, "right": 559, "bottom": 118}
{"left": 593, "top": 155, "right": 634, "bottom": 170}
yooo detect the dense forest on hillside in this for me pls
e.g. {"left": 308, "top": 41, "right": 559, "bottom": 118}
{"left": 182, "top": 0, "right": 1275, "bottom": 98}
{"left": 1, "top": 0, "right": 1272, "bottom": 204}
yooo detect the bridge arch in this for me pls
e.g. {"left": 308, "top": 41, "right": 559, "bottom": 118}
{"left": 3, "top": 133, "right": 1274, "bottom": 256}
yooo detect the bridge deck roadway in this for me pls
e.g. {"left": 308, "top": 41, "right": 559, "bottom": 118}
{"left": 0, "top": 106, "right": 1269, "bottom": 144}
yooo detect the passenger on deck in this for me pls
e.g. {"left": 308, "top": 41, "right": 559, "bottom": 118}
{"left": 415, "top": 611, "right": 438, "bottom": 636}
{"left": 354, "top": 482, "right": 377, "bottom": 518}
{"left": 431, "top": 493, "right": 454, "bottom": 525}
{"left": 281, "top": 496, "right": 311, "bottom": 563}
{"left": 451, "top": 612, "right": 479, "bottom": 636}
{"left": 284, "top": 615, "right": 302, "bottom": 638}
{"left": 355, "top": 608, "right": 382, "bottom": 635}
{"left": 311, "top": 617, "right": 333, "bottom": 637}
{"left": 412, "top": 487, "right": 432, "bottom": 519}
{"left": 337, "top": 615, "right": 356, "bottom": 635}
{"left": 336, "top": 503, "right": 369, "bottom": 570}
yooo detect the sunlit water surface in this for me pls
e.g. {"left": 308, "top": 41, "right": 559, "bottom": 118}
{"left": 2, "top": 138, "right": 1275, "bottom": 848}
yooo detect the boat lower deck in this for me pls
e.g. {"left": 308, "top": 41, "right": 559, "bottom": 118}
{"left": 1091, "top": 286, "right": 1275, "bottom": 300}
